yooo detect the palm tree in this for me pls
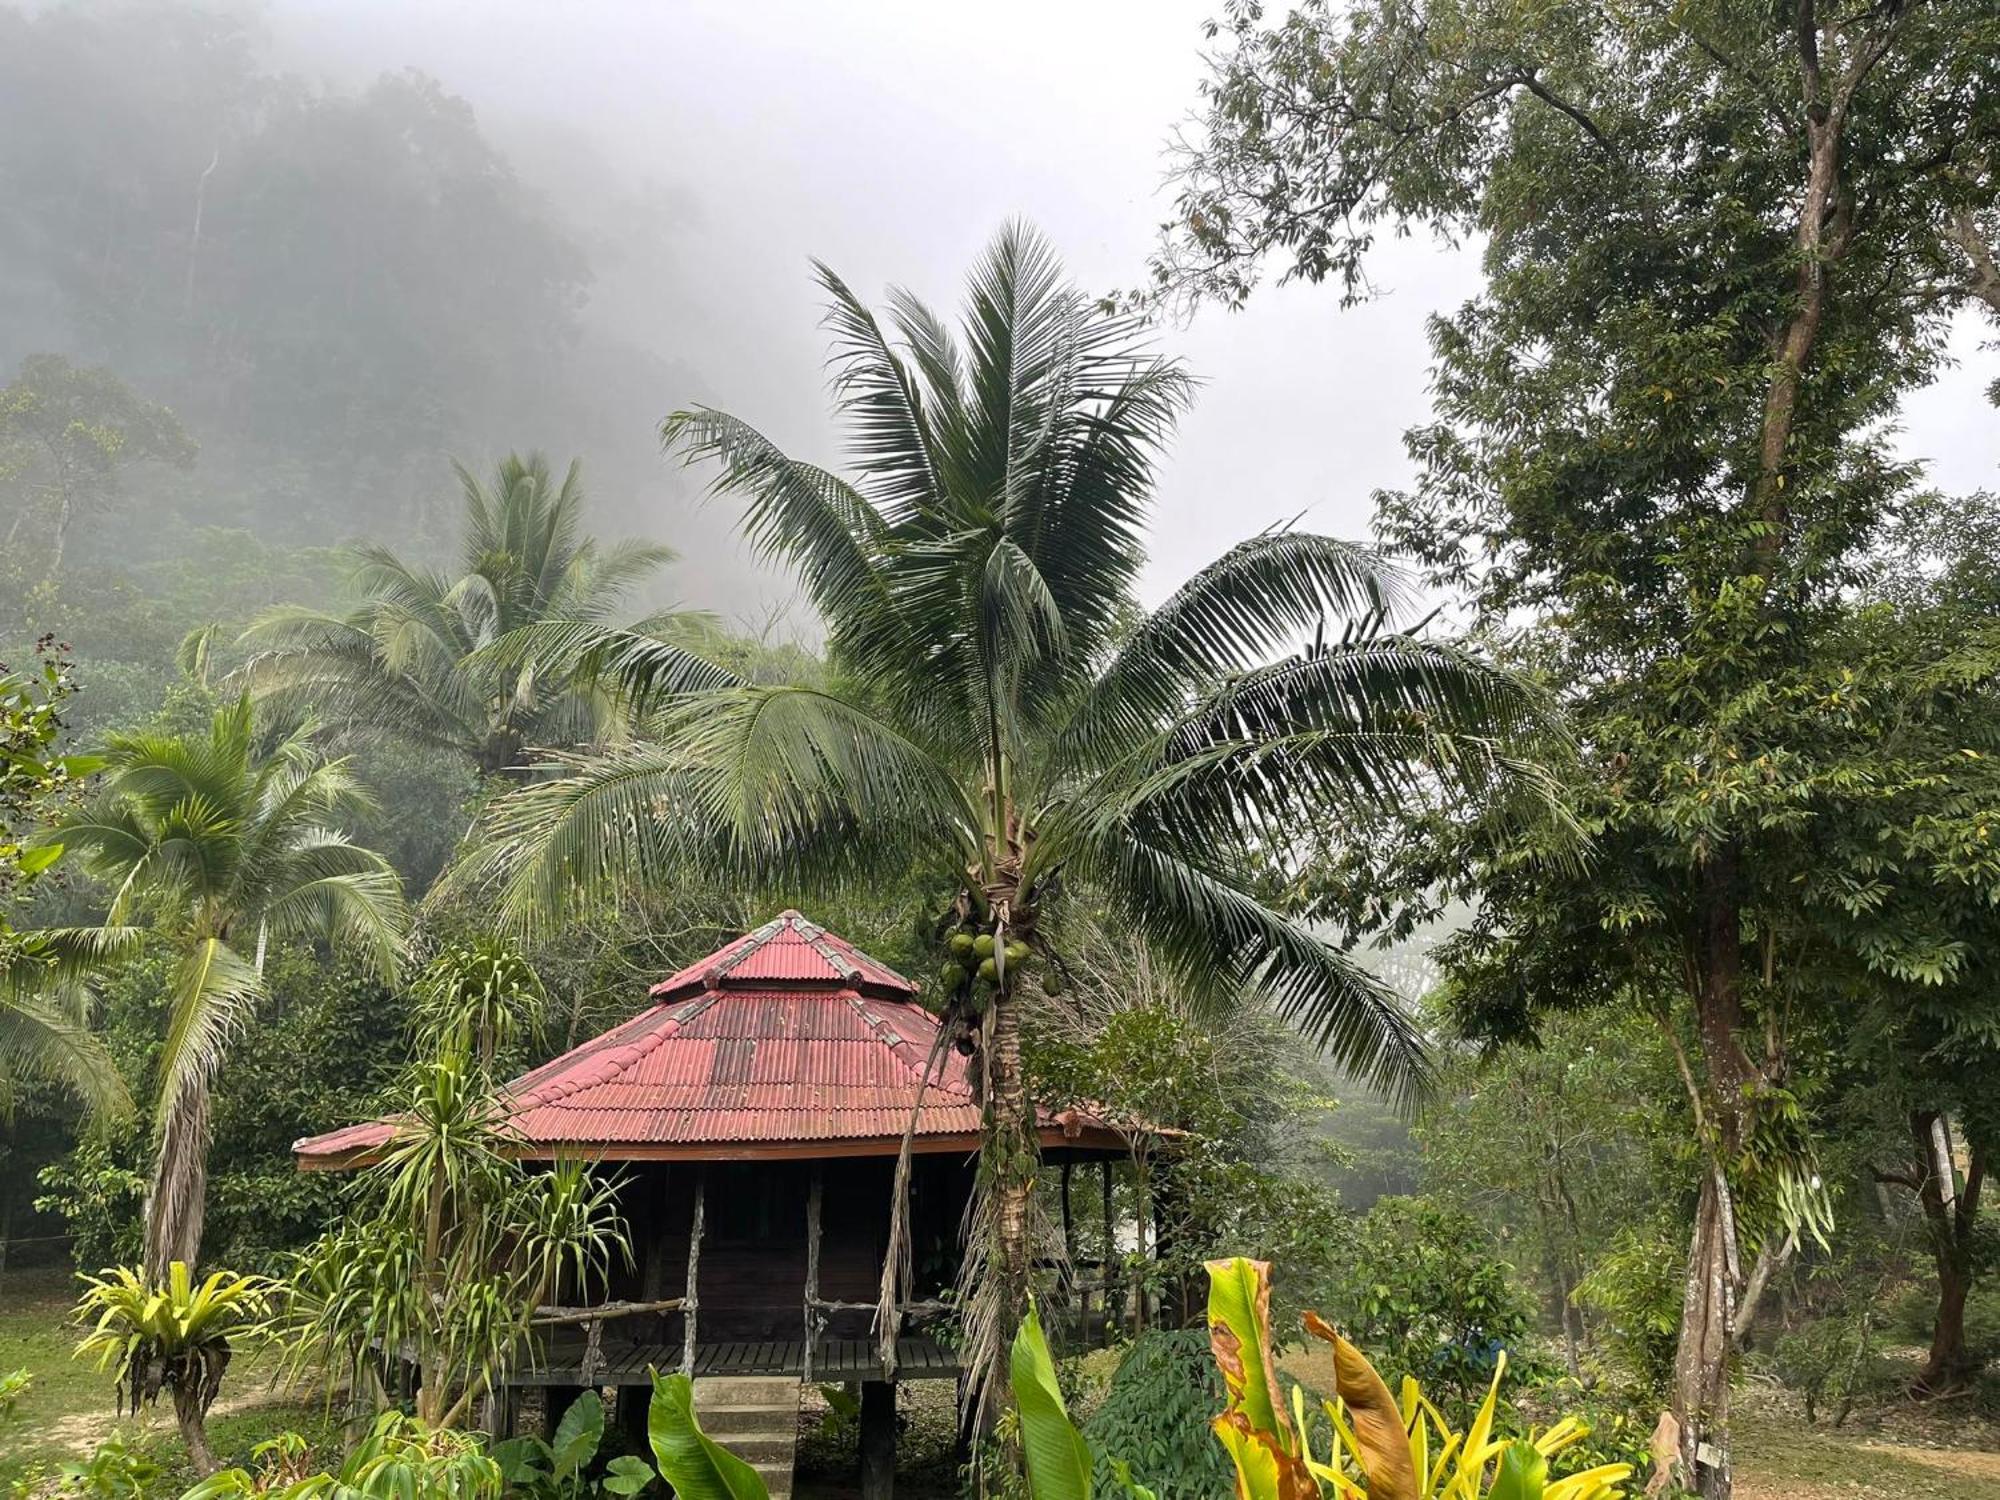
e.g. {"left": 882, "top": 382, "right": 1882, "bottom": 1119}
{"left": 462, "top": 224, "right": 1552, "bottom": 1413}
{"left": 55, "top": 697, "right": 407, "bottom": 1281}
{"left": 237, "top": 453, "right": 693, "bottom": 779}
{"left": 0, "top": 927, "right": 136, "bottom": 1122}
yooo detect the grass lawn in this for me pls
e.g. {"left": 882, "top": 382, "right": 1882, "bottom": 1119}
{"left": 1735, "top": 1402, "right": 2000, "bottom": 1499}
{"left": 0, "top": 1266, "right": 336, "bottom": 1496}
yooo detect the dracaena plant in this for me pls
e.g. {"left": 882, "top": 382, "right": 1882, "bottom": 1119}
{"left": 455, "top": 221, "right": 1561, "bottom": 1418}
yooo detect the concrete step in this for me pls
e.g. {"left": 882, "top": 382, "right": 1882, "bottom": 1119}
{"left": 693, "top": 1376, "right": 799, "bottom": 1497}
{"left": 695, "top": 1375, "right": 801, "bottom": 1408}
{"left": 699, "top": 1403, "right": 800, "bottom": 1437}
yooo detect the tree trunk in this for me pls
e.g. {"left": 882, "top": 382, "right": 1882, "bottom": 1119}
{"left": 143, "top": 1082, "right": 211, "bottom": 1283}
{"left": 982, "top": 980, "right": 1037, "bottom": 1414}
{"left": 173, "top": 1381, "right": 219, "bottom": 1476}
{"left": 1912, "top": 1113, "right": 1984, "bottom": 1394}
{"left": 1669, "top": 853, "right": 1759, "bottom": 1499}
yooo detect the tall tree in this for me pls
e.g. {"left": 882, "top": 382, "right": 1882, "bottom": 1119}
{"left": 237, "top": 453, "right": 686, "bottom": 779}
{"left": 54, "top": 695, "right": 406, "bottom": 1279}
{"left": 0, "top": 354, "right": 195, "bottom": 576}
{"left": 1156, "top": 3, "right": 2000, "bottom": 1492}
{"left": 459, "top": 223, "right": 1553, "bottom": 1426}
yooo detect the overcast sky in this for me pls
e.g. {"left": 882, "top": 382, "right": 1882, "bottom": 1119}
{"left": 274, "top": 0, "right": 1999, "bottom": 615}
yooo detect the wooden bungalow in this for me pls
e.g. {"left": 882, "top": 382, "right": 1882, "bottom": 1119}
{"left": 293, "top": 910, "right": 1125, "bottom": 1498}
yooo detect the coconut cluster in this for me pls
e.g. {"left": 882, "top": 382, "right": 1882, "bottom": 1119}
{"left": 931, "top": 925, "right": 1032, "bottom": 1052}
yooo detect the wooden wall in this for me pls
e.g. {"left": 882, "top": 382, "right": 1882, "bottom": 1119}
{"left": 602, "top": 1154, "right": 976, "bottom": 1343}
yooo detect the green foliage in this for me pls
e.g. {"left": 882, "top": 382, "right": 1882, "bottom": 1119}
{"left": 411, "top": 938, "right": 545, "bottom": 1076}
{"left": 1769, "top": 1312, "right": 1892, "bottom": 1427}
{"left": 1083, "top": 1330, "right": 1229, "bottom": 1500}
{"left": 1323, "top": 1197, "right": 1537, "bottom": 1412}
{"left": 0, "top": 637, "right": 129, "bottom": 1120}
{"left": 1014, "top": 1306, "right": 1097, "bottom": 1500}
{"left": 646, "top": 1371, "right": 768, "bottom": 1500}
{"left": 1570, "top": 1230, "right": 1684, "bottom": 1399}
{"left": 184, "top": 1413, "right": 503, "bottom": 1500}
{"left": 280, "top": 1056, "right": 626, "bottom": 1428}
{"left": 34, "top": 1132, "right": 146, "bottom": 1268}
{"left": 0, "top": 1366, "right": 27, "bottom": 1424}
{"left": 0, "top": 354, "right": 196, "bottom": 581}
{"left": 1029, "top": 971, "right": 1350, "bottom": 1330}
{"left": 492, "top": 1390, "right": 608, "bottom": 1499}
{"left": 56, "top": 693, "right": 408, "bottom": 1276}
{"left": 72, "top": 1262, "right": 270, "bottom": 1414}
{"left": 48, "top": 1434, "right": 161, "bottom": 1500}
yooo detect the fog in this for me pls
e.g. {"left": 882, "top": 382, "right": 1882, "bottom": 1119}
{"left": 3, "top": 0, "right": 1996, "bottom": 629}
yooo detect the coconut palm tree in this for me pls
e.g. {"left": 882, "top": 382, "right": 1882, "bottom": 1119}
{"left": 0, "top": 928, "right": 136, "bottom": 1122}
{"left": 237, "top": 452, "right": 694, "bottom": 779}
{"left": 460, "top": 223, "right": 1555, "bottom": 1415}
{"left": 55, "top": 696, "right": 407, "bottom": 1280}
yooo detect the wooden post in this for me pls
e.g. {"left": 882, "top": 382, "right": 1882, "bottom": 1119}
{"left": 1060, "top": 1159, "right": 1075, "bottom": 1264}
{"left": 1059, "top": 1158, "right": 1076, "bottom": 1343}
{"left": 860, "top": 1379, "right": 896, "bottom": 1500}
{"left": 545, "top": 1385, "right": 584, "bottom": 1440}
{"left": 682, "top": 1167, "right": 706, "bottom": 1376}
{"left": 1101, "top": 1159, "right": 1118, "bottom": 1341}
{"left": 804, "top": 1166, "right": 824, "bottom": 1383}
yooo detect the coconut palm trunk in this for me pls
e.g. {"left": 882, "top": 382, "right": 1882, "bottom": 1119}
{"left": 461, "top": 222, "right": 1558, "bottom": 1434}
{"left": 143, "top": 1084, "right": 211, "bottom": 1284}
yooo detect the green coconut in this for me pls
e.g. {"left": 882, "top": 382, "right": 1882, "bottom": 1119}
{"left": 1003, "top": 941, "right": 1029, "bottom": 964}
{"left": 977, "top": 956, "right": 999, "bottom": 982}
{"left": 948, "top": 932, "right": 976, "bottom": 958}
{"left": 939, "top": 960, "right": 967, "bottom": 989}
{"left": 973, "top": 933, "right": 997, "bottom": 958}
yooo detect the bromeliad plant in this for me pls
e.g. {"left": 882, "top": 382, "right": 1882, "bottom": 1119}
{"left": 73, "top": 1262, "right": 272, "bottom": 1476}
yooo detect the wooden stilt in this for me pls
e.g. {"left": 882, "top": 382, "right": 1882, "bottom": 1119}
{"left": 1102, "top": 1158, "right": 1118, "bottom": 1341}
{"left": 860, "top": 1379, "right": 896, "bottom": 1500}
{"left": 544, "top": 1385, "right": 584, "bottom": 1440}
{"left": 615, "top": 1385, "right": 649, "bottom": 1446}
{"left": 682, "top": 1167, "right": 706, "bottom": 1376}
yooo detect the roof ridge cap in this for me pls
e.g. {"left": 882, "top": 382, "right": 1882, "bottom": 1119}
{"left": 842, "top": 994, "right": 972, "bottom": 1099}
{"left": 709, "top": 916, "right": 787, "bottom": 983}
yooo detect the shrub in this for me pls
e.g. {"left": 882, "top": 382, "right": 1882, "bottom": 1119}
{"left": 1080, "top": 1329, "right": 1231, "bottom": 1500}
{"left": 1769, "top": 1311, "right": 1893, "bottom": 1426}
{"left": 1323, "top": 1196, "right": 1538, "bottom": 1410}
{"left": 1571, "top": 1228, "right": 1683, "bottom": 1397}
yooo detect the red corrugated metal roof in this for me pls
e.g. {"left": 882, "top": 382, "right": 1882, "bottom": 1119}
{"left": 294, "top": 912, "right": 1119, "bottom": 1166}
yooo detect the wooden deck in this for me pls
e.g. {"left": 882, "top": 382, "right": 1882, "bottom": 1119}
{"left": 503, "top": 1332, "right": 961, "bottom": 1386}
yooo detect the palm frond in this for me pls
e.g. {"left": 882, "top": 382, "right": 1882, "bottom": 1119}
{"left": 0, "top": 990, "right": 131, "bottom": 1122}
{"left": 815, "top": 261, "right": 949, "bottom": 525}
{"left": 660, "top": 408, "right": 899, "bottom": 650}
{"left": 460, "top": 690, "right": 974, "bottom": 931}
{"left": 153, "top": 937, "right": 264, "bottom": 1146}
{"left": 1043, "top": 812, "right": 1429, "bottom": 1103}
{"left": 469, "top": 620, "right": 743, "bottom": 719}
{"left": 1063, "top": 531, "right": 1405, "bottom": 763}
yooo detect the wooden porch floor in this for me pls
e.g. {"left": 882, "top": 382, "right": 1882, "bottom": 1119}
{"left": 504, "top": 1332, "right": 961, "bottom": 1386}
